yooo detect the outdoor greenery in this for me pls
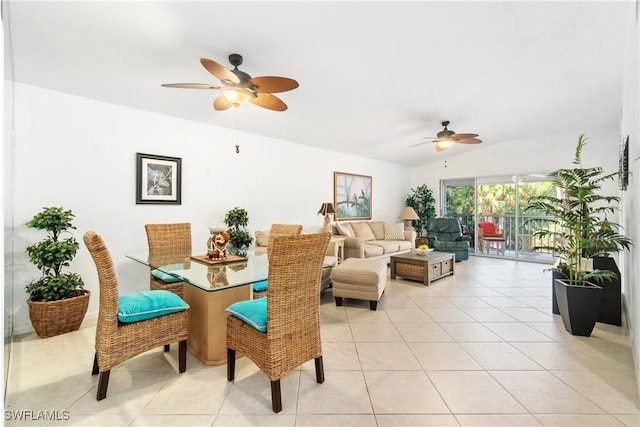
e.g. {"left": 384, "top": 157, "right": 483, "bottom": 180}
{"left": 524, "top": 134, "right": 631, "bottom": 286}
{"left": 25, "top": 207, "right": 85, "bottom": 302}
{"left": 224, "top": 207, "right": 253, "bottom": 253}
{"left": 405, "top": 184, "right": 436, "bottom": 237}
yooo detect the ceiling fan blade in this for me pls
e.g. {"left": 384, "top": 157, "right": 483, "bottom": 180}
{"left": 453, "top": 133, "right": 479, "bottom": 139}
{"left": 409, "top": 141, "right": 432, "bottom": 148}
{"left": 213, "top": 96, "right": 234, "bottom": 111}
{"left": 250, "top": 93, "right": 288, "bottom": 111}
{"left": 456, "top": 138, "right": 482, "bottom": 144}
{"left": 200, "top": 58, "right": 240, "bottom": 85}
{"left": 248, "top": 76, "right": 299, "bottom": 93}
{"left": 161, "top": 83, "right": 220, "bottom": 89}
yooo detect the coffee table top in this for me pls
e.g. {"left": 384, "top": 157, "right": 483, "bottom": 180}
{"left": 391, "top": 251, "right": 455, "bottom": 263}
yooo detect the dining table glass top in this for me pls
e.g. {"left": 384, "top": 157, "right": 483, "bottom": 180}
{"left": 126, "top": 250, "right": 269, "bottom": 292}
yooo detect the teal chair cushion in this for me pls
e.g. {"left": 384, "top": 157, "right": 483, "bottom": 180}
{"left": 118, "top": 290, "right": 189, "bottom": 323}
{"left": 253, "top": 280, "right": 268, "bottom": 293}
{"left": 226, "top": 297, "right": 267, "bottom": 332}
{"left": 151, "top": 268, "right": 183, "bottom": 283}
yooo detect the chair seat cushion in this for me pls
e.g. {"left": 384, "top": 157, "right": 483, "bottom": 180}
{"left": 253, "top": 280, "right": 268, "bottom": 292}
{"left": 151, "top": 268, "right": 183, "bottom": 283}
{"left": 118, "top": 290, "right": 189, "bottom": 323}
{"left": 226, "top": 297, "right": 267, "bottom": 332}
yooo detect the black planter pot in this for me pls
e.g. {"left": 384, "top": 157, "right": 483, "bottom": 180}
{"left": 592, "top": 256, "right": 622, "bottom": 326}
{"left": 551, "top": 269, "right": 568, "bottom": 315}
{"left": 554, "top": 278, "right": 603, "bottom": 337}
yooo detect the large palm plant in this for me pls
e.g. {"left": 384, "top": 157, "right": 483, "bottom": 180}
{"left": 524, "top": 134, "right": 631, "bottom": 286}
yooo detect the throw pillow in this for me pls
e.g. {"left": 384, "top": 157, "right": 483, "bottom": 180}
{"left": 351, "top": 222, "right": 376, "bottom": 241}
{"left": 336, "top": 222, "right": 353, "bottom": 237}
{"left": 368, "top": 222, "right": 385, "bottom": 240}
{"left": 151, "top": 268, "right": 183, "bottom": 283}
{"left": 118, "top": 290, "right": 189, "bottom": 323}
{"left": 226, "top": 297, "right": 267, "bottom": 332}
{"left": 255, "top": 230, "right": 270, "bottom": 247}
{"left": 384, "top": 222, "right": 405, "bottom": 240}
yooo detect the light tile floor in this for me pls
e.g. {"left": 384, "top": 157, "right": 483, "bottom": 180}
{"left": 5, "top": 257, "right": 640, "bottom": 426}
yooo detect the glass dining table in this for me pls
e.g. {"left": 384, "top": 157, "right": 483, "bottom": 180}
{"left": 126, "top": 250, "right": 269, "bottom": 366}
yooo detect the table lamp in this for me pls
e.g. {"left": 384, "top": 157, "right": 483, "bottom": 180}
{"left": 318, "top": 202, "right": 336, "bottom": 233}
{"left": 398, "top": 206, "right": 419, "bottom": 231}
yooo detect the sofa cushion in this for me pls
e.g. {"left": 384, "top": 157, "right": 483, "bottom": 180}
{"left": 397, "top": 240, "right": 413, "bottom": 251}
{"left": 363, "top": 243, "right": 384, "bottom": 257}
{"left": 336, "top": 222, "right": 354, "bottom": 237}
{"left": 384, "top": 222, "right": 405, "bottom": 240}
{"left": 368, "top": 240, "right": 400, "bottom": 254}
{"left": 351, "top": 222, "right": 376, "bottom": 241}
{"left": 368, "top": 221, "right": 385, "bottom": 240}
{"left": 255, "top": 230, "right": 270, "bottom": 247}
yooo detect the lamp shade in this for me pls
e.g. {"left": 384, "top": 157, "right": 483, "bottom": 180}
{"left": 318, "top": 202, "right": 336, "bottom": 215}
{"left": 398, "top": 206, "right": 419, "bottom": 221}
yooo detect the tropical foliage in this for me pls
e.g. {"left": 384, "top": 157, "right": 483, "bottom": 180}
{"left": 524, "top": 134, "right": 631, "bottom": 286}
{"left": 25, "top": 207, "right": 85, "bottom": 302}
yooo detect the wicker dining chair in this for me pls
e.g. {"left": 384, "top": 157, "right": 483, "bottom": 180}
{"left": 252, "top": 223, "right": 304, "bottom": 298}
{"left": 226, "top": 232, "right": 331, "bottom": 413}
{"left": 83, "top": 231, "right": 189, "bottom": 401}
{"left": 144, "top": 223, "right": 192, "bottom": 298}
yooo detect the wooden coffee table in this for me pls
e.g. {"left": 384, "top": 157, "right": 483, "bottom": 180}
{"left": 390, "top": 251, "right": 455, "bottom": 285}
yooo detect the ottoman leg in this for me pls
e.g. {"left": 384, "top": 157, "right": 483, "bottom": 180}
{"left": 335, "top": 296, "right": 343, "bottom": 307}
{"left": 369, "top": 301, "right": 378, "bottom": 311}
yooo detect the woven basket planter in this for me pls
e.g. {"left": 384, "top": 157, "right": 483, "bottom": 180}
{"left": 27, "top": 291, "right": 90, "bottom": 338}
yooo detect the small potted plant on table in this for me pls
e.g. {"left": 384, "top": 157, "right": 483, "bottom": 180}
{"left": 25, "top": 207, "right": 89, "bottom": 338}
{"left": 224, "top": 207, "right": 253, "bottom": 256}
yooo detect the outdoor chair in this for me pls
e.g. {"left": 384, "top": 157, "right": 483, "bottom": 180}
{"left": 226, "top": 232, "right": 331, "bottom": 412}
{"left": 477, "top": 222, "right": 506, "bottom": 254}
{"left": 83, "top": 231, "right": 189, "bottom": 401}
{"left": 425, "top": 218, "right": 471, "bottom": 261}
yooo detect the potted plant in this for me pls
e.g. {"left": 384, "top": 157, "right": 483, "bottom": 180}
{"left": 224, "top": 207, "right": 253, "bottom": 255}
{"left": 405, "top": 184, "right": 436, "bottom": 246}
{"left": 25, "top": 207, "right": 89, "bottom": 338}
{"left": 524, "top": 134, "right": 631, "bottom": 336}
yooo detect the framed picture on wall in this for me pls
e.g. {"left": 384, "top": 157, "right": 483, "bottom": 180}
{"left": 333, "top": 172, "right": 372, "bottom": 220}
{"left": 136, "top": 153, "right": 182, "bottom": 204}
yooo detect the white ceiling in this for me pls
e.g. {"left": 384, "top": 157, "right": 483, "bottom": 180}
{"left": 6, "top": 1, "right": 630, "bottom": 166}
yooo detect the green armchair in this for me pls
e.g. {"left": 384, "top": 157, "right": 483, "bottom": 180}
{"left": 425, "top": 218, "right": 471, "bottom": 261}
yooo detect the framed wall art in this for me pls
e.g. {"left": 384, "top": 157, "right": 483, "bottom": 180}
{"left": 136, "top": 153, "right": 182, "bottom": 205}
{"left": 333, "top": 172, "right": 372, "bottom": 220}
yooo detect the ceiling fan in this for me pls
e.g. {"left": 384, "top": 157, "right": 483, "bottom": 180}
{"left": 410, "top": 120, "right": 482, "bottom": 152}
{"left": 161, "top": 53, "right": 299, "bottom": 112}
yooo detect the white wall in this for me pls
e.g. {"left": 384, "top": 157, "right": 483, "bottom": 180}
{"left": 620, "top": 0, "right": 640, "bottom": 398}
{"left": 9, "top": 83, "right": 411, "bottom": 334}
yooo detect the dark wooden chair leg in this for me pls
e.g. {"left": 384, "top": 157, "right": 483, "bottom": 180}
{"left": 164, "top": 344, "right": 170, "bottom": 352}
{"left": 369, "top": 300, "right": 378, "bottom": 311}
{"left": 335, "top": 296, "right": 343, "bottom": 307}
{"left": 96, "top": 370, "right": 110, "bottom": 401}
{"left": 92, "top": 353, "right": 99, "bottom": 375}
{"left": 271, "top": 380, "right": 282, "bottom": 413}
{"left": 227, "top": 348, "right": 236, "bottom": 381}
{"left": 178, "top": 340, "right": 187, "bottom": 373}
{"left": 314, "top": 356, "right": 325, "bottom": 384}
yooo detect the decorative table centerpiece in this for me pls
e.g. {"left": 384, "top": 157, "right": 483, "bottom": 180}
{"left": 207, "top": 226, "right": 230, "bottom": 260}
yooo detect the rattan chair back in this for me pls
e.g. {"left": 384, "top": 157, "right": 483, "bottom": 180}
{"left": 144, "top": 223, "right": 192, "bottom": 297}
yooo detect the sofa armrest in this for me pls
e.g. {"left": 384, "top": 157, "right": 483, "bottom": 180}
{"left": 456, "top": 235, "right": 472, "bottom": 243}
{"left": 403, "top": 229, "right": 417, "bottom": 244}
{"left": 343, "top": 236, "right": 365, "bottom": 258}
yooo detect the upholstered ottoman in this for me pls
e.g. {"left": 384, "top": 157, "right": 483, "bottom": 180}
{"left": 331, "top": 258, "right": 387, "bottom": 310}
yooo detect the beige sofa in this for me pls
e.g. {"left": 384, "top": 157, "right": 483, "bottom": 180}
{"left": 331, "top": 221, "right": 415, "bottom": 262}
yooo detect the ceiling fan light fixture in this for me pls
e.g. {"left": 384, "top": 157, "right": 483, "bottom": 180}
{"left": 435, "top": 139, "right": 455, "bottom": 150}
{"left": 220, "top": 87, "right": 252, "bottom": 106}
